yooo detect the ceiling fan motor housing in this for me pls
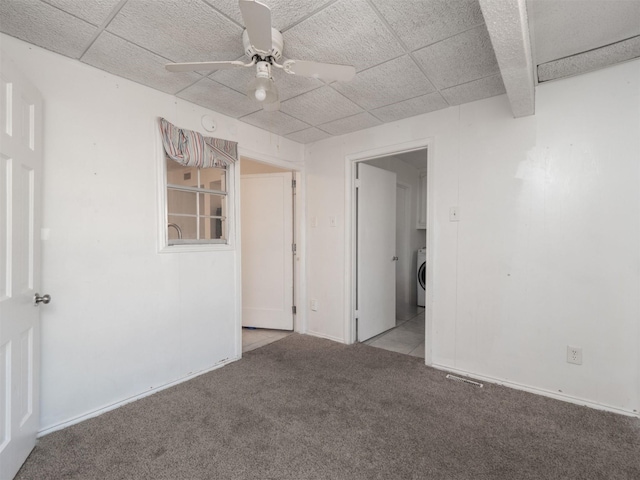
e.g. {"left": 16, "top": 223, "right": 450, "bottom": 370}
{"left": 243, "top": 28, "right": 283, "bottom": 61}
{"left": 256, "top": 61, "right": 271, "bottom": 79}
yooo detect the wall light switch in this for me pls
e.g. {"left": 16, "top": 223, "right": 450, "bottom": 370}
{"left": 449, "top": 206, "right": 459, "bottom": 222}
{"left": 329, "top": 216, "right": 337, "bottom": 227}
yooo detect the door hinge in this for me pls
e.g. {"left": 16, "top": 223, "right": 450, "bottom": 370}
{"left": 292, "top": 179, "right": 297, "bottom": 188}
{"left": 355, "top": 179, "right": 361, "bottom": 188}
{"left": 292, "top": 305, "right": 297, "bottom": 314}
{"left": 292, "top": 243, "right": 297, "bottom": 253}
{"left": 354, "top": 309, "right": 359, "bottom": 319}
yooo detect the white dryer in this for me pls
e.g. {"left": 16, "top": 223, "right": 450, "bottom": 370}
{"left": 417, "top": 248, "right": 426, "bottom": 307}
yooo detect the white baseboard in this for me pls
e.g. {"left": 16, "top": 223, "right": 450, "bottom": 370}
{"left": 38, "top": 355, "right": 241, "bottom": 437}
{"left": 306, "top": 330, "right": 346, "bottom": 344}
{"left": 431, "top": 363, "right": 639, "bottom": 418}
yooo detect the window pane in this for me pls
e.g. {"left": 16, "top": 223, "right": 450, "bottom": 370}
{"left": 199, "top": 217, "right": 225, "bottom": 240}
{"left": 200, "top": 193, "right": 225, "bottom": 217}
{"left": 164, "top": 157, "right": 230, "bottom": 246}
{"left": 167, "top": 189, "right": 197, "bottom": 215}
{"left": 166, "top": 158, "right": 198, "bottom": 187}
{"left": 168, "top": 215, "right": 197, "bottom": 241}
{"left": 200, "top": 167, "right": 226, "bottom": 192}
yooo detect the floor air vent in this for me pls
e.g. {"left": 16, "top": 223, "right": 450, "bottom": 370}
{"left": 446, "top": 374, "right": 483, "bottom": 388}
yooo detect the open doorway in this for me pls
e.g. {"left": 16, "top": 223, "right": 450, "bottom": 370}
{"left": 359, "top": 152, "right": 427, "bottom": 357}
{"left": 349, "top": 145, "right": 430, "bottom": 359}
{"left": 240, "top": 157, "right": 297, "bottom": 353}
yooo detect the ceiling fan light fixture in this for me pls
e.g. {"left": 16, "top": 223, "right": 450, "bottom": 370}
{"left": 255, "top": 87, "right": 267, "bottom": 101}
{"left": 247, "top": 75, "right": 278, "bottom": 104}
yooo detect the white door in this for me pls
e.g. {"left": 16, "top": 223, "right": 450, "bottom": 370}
{"left": 0, "top": 56, "right": 44, "bottom": 480}
{"left": 241, "top": 172, "right": 293, "bottom": 330}
{"left": 396, "top": 184, "right": 410, "bottom": 307}
{"left": 357, "top": 163, "right": 396, "bottom": 341}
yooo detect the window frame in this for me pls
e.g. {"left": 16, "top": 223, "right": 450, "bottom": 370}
{"left": 158, "top": 149, "right": 236, "bottom": 254}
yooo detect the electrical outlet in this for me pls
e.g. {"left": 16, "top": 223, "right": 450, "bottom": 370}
{"left": 310, "top": 299, "right": 319, "bottom": 311}
{"left": 567, "top": 346, "right": 583, "bottom": 365}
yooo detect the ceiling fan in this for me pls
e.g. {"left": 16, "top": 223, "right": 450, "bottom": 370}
{"left": 165, "top": 0, "right": 356, "bottom": 112}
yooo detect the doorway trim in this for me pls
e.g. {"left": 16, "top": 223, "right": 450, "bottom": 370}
{"left": 344, "top": 138, "right": 435, "bottom": 364}
{"left": 236, "top": 147, "right": 306, "bottom": 358}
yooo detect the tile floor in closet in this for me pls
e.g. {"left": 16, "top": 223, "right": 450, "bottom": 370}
{"left": 242, "top": 328, "right": 292, "bottom": 353}
{"left": 364, "top": 306, "right": 425, "bottom": 358}
{"left": 242, "top": 305, "right": 425, "bottom": 357}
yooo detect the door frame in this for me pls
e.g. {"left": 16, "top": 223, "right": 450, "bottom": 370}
{"left": 344, "top": 139, "right": 435, "bottom": 364}
{"left": 235, "top": 147, "right": 305, "bottom": 357}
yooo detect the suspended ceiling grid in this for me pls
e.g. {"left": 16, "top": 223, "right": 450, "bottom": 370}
{"left": 1, "top": 0, "right": 639, "bottom": 143}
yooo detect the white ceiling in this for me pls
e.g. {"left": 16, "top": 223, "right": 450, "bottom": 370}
{"left": 1, "top": 0, "right": 638, "bottom": 143}
{"left": 392, "top": 149, "right": 428, "bottom": 172}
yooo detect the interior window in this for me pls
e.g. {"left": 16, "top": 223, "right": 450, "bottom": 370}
{"left": 165, "top": 157, "right": 228, "bottom": 244}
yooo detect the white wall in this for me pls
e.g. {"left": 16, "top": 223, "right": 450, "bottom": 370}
{"left": 240, "top": 157, "right": 291, "bottom": 175}
{"left": 305, "top": 59, "right": 640, "bottom": 415}
{"left": 0, "top": 34, "right": 304, "bottom": 432}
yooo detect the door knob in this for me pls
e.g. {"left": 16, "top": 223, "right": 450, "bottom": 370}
{"left": 392, "top": 256, "right": 399, "bottom": 261}
{"left": 34, "top": 293, "right": 51, "bottom": 305}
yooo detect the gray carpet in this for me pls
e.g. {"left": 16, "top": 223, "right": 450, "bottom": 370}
{"left": 16, "top": 334, "right": 640, "bottom": 479}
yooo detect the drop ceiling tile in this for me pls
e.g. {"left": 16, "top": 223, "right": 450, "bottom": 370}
{"left": 285, "top": 127, "right": 331, "bottom": 144}
{"left": 82, "top": 32, "right": 202, "bottom": 94}
{"left": 260, "top": 68, "right": 325, "bottom": 101}
{"left": 371, "top": 92, "right": 449, "bottom": 123}
{"left": 440, "top": 74, "right": 505, "bottom": 106}
{"left": 413, "top": 25, "right": 500, "bottom": 89}
{"left": 0, "top": 0, "right": 97, "bottom": 58}
{"left": 538, "top": 35, "right": 640, "bottom": 83}
{"left": 283, "top": 0, "right": 403, "bottom": 72}
{"left": 209, "top": 0, "right": 334, "bottom": 31}
{"left": 240, "top": 110, "right": 310, "bottom": 136}
{"left": 333, "top": 55, "right": 435, "bottom": 110}
{"left": 317, "top": 112, "right": 381, "bottom": 136}
{"left": 107, "top": 0, "right": 244, "bottom": 63}
{"left": 45, "top": 0, "right": 122, "bottom": 26}
{"left": 178, "top": 77, "right": 262, "bottom": 117}
{"left": 370, "top": 0, "right": 484, "bottom": 50}
{"left": 527, "top": 0, "right": 640, "bottom": 65}
{"left": 280, "top": 86, "right": 363, "bottom": 125}
{"left": 208, "top": 66, "right": 255, "bottom": 94}
{"left": 211, "top": 65, "right": 323, "bottom": 101}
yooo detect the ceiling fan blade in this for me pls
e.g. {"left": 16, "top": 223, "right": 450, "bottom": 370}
{"left": 165, "top": 60, "right": 247, "bottom": 72}
{"left": 283, "top": 60, "right": 356, "bottom": 82}
{"left": 239, "top": 0, "right": 272, "bottom": 52}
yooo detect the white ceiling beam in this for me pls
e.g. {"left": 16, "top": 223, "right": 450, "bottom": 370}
{"left": 478, "top": 0, "right": 535, "bottom": 117}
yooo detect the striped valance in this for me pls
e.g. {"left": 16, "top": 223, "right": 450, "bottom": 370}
{"left": 159, "top": 117, "right": 237, "bottom": 168}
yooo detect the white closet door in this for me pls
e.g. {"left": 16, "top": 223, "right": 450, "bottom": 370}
{"left": 241, "top": 173, "right": 293, "bottom": 330}
{"left": 357, "top": 163, "right": 396, "bottom": 341}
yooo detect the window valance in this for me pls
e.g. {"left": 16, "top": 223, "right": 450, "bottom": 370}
{"left": 159, "top": 117, "right": 238, "bottom": 168}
